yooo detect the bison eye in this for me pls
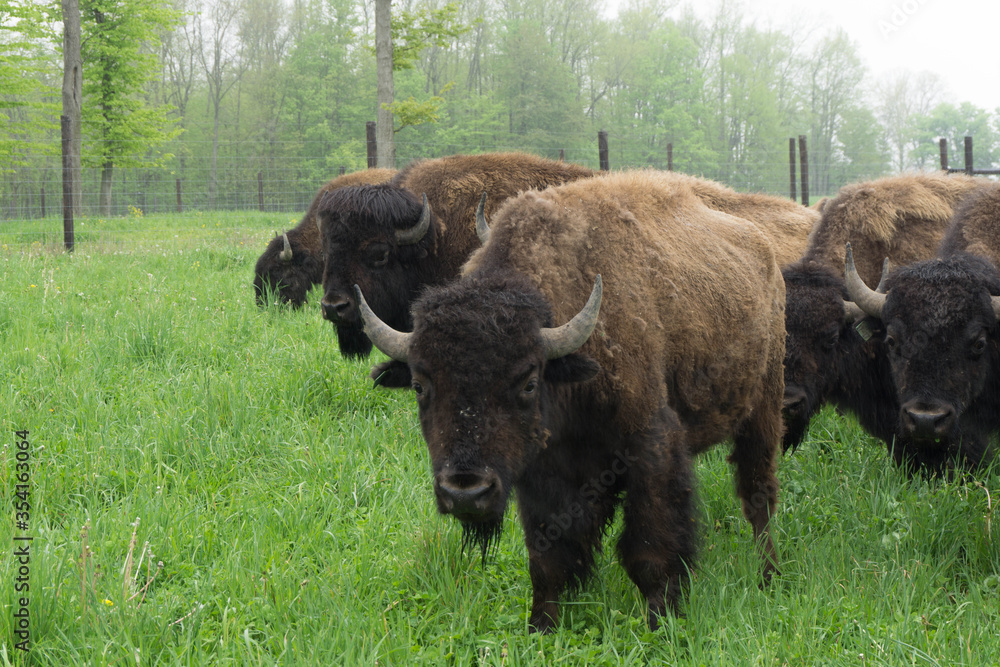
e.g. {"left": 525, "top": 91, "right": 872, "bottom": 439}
{"left": 523, "top": 378, "right": 538, "bottom": 395}
{"left": 971, "top": 336, "right": 988, "bottom": 357}
{"left": 884, "top": 335, "right": 897, "bottom": 352}
{"left": 372, "top": 249, "right": 390, "bottom": 268}
{"left": 412, "top": 381, "right": 424, "bottom": 396}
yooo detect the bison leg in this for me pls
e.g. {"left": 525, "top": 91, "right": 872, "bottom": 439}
{"left": 617, "top": 419, "right": 697, "bottom": 630}
{"left": 517, "top": 470, "right": 618, "bottom": 633}
{"left": 729, "top": 381, "right": 782, "bottom": 581}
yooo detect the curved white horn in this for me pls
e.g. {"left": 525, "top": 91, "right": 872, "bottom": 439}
{"left": 844, "top": 243, "right": 885, "bottom": 319}
{"left": 475, "top": 192, "right": 490, "bottom": 244}
{"left": 353, "top": 285, "right": 412, "bottom": 362}
{"left": 540, "top": 275, "right": 603, "bottom": 360}
{"left": 395, "top": 194, "right": 432, "bottom": 246}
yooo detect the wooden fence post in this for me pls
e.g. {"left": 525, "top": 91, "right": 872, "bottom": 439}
{"left": 788, "top": 138, "right": 797, "bottom": 202}
{"left": 598, "top": 131, "right": 609, "bottom": 171}
{"left": 40, "top": 186, "right": 46, "bottom": 218}
{"left": 176, "top": 178, "right": 183, "bottom": 213}
{"left": 339, "top": 166, "right": 346, "bottom": 175}
{"left": 257, "top": 172, "right": 264, "bottom": 211}
{"left": 61, "top": 115, "right": 74, "bottom": 252}
{"left": 367, "top": 121, "right": 377, "bottom": 168}
{"left": 798, "top": 135, "right": 809, "bottom": 207}
{"left": 964, "top": 136, "right": 974, "bottom": 175}
{"left": 939, "top": 138, "right": 949, "bottom": 171}
{"left": 559, "top": 149, "right": 565, "bottom": 162}
{"left": 667, "top": 143, "right": 673, "bottom": 171}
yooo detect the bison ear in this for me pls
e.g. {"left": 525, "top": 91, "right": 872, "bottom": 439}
{"left": 544, "top": 353, "right": 601, "bottom": 384}
{"left": 370, "top": 360, "right": 413, "bottom": 388}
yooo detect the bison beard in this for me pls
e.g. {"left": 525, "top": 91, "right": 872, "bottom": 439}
{"left": 335, "top": 324, "right": 374, "bottom": 360}
{"left": 461, "top": 519, "right": 504, "bottom": 561}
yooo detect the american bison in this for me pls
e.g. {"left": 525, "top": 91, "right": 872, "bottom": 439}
{"left": 253, "top": 168, "right": 395, "bottom": 307}
{"left": 316, "top": 152, "right": 595, "bottom": 360}
{"left": 845, "top": 182, "right": 1000, "bottom": 472}
{"left": 356, "top": 170, "right": 786, "bottom": 632}
{"left": 781, "top": 172, "right": 982, "bottom": 456}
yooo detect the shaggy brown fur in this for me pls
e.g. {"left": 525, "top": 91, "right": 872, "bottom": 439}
{"left": 664, "top": 171, "right": 819, "bottom": 267}
{"left": 254, "top": 168, "right": 395, "bottom": 306}
{"left": 939, "top": 181, "right": 1000, "bottom": 266}
{"left": 464, "top": 169, "right": 786, "bottom": 570}
{"left": 802, "top": 171, "right": 982, "bottom": 285}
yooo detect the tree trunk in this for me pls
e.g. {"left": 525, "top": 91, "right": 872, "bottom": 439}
{"left": 210, "top": 98, "right": 220, "bottom": 210}
{"left": 375, "top": 0, "right": 395, "bottom": 168}
{"left": 99, "top": 160, "right": 114, "bottom": 216}
{"left": 61, "top": 0, "right": 82, "bottom": 216}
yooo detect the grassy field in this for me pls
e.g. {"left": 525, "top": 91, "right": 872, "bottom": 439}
{"left": 1, "top": 213, "right": 998, "bottom": 665}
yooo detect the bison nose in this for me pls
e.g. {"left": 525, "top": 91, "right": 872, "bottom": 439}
{"left": 782, "top": 386, "right": 807, "bottom": 414}
{"left": 900, "top": 400, "right": 956, "bottom": 441}
{"left": 320, "top": 296, "right": 353, "bottom": 323}
{"left": 435, "top": 470, "right": 501, "bottom": 520}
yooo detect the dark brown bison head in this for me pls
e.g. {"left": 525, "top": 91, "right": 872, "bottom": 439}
{"left": 846, "top": 248, "right": 1000, "bottom": 467}
{"left": 254, "top": 232, "right": 321, "bottom": 307}
{"left": 781, "top": 260, "right": 881, "bottom": 451}
{"left": 356, "top": 272, "right": 602, "bottom": 554}
{"left": 318, "top": 184, "right": 438, "bottom": 360}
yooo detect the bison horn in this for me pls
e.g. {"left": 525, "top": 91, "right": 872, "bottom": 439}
{"left": 844, "top": 243, "right": 886, "bottom": 319}
{"left": 992, "top": 295, "right": 1000, "bottom": 321}
{"left": 279, "top": 233, "right": 293, "bottom": 262}
{"left": 395, "top": 193, "right": 432, "bottom": 246}
{"left": 842, "top": 301, "right": 866, "bottom": 323}
{"left": 540, "top": 275, "right": 603, "bottom": 360}
{"left": 353, "top": 284, "right": 412, "bottom": 362}
{"left": 475, "top": 192, "right": 490, "bottom": 244}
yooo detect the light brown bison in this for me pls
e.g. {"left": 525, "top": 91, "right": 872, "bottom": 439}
{"left": 253, "top": 168, "right": 396, "bottom": 307}
{"left": 782, "top": 171, "right": 983, "bottom": 457}
{"left": 357, "top": 170, "right": 786, "bottom": 632}
{"left": 317, "top": 152, "right": 595, "bottom": 359}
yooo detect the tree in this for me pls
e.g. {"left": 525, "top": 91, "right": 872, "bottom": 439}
{"left": 80, "top": 0, "right": 181, "bottom": 215}
{"left": 911, "top": 102, "right": 999, "bottom": 170}
{"left": 804, "top": 29, "right": 865, "bottom": 195}
{"left": 593, "top": 0, "right": 714, "bottom": 172}
{"left": 0, "top": 1, "right": 58, "bottom": 168}
{"left": 195, "top": 0, "right": 247, "bottom": 209}
{"left": 873, "top": 70, "right": 945, "bottom": 171}
{"left": 375, "top": 0, "right": 393, "bottom": 167}
{"left": 62, "top": 0, "right": 82, "bottom": 215}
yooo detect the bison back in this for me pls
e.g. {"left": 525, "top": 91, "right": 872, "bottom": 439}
{"left": 466, "top": 170, "right": 786, "bottom": 442}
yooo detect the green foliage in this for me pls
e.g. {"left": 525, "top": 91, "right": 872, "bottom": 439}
{"left": 0, "top": 0, "right": 59, "bottom": 169}
{"left": 80, "top": 0, "right": 183, "bottom": 170}
{"left": 912, "top": 102, "right": 999, "bottom": 170}
{"left": 388, "top": 82, "right": 453, "bottom": 133}
{"left": 387, "top": 3, "right": 472, "bottom": 72}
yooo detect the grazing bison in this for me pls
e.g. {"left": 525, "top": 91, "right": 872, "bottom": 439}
{"left": 356, "top": 170, "right": 786, "bottom": 632}
{"left": 845, "top": 183, "right": 1000, "bottom": 472}
{"left": 316, "top": 152, "right": 595, "bottom": 360}
{"left": 253, "top": 168, "right": 395, "bottom": 307}
{"left": 781, "top": 172, "right": 982, "bottom": 455}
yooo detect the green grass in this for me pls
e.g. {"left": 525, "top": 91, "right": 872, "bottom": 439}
{"left": 1, "top": 212, "right": 998, "bottom": 665}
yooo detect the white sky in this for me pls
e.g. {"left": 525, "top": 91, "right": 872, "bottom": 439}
{"left": 609, "top": 0, "right": 1000, "bottom": 112}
